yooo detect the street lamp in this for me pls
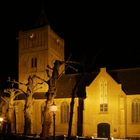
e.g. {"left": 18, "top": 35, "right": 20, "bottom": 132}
{"left": 50, "top": 101, "right": 57, "bottom": 140}
{"left": 0, "top": 117, "right": 3, "bottom": 122}
{"left": 0, "top": 117, "right": 4, "bottom": 132}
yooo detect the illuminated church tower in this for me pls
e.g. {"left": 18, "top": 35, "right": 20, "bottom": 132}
{"left": 18, "top": 11, "right": 64, "bottom": 91}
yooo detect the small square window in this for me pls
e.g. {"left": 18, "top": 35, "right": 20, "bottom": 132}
{"left": 100, "top": 103, "right": 108, "bottom": 112}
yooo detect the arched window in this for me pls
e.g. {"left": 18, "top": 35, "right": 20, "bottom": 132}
{"left": 100, "top": 79, "right": 108, "bottom": 112}
{"left": 132, "top": 99, "right": 140, "bottom": 123}
{"left": 61, "top": 102, "right": 69, "bottom": 123}
{"left": 31, "top": 57, "right": 37, "bottom": 72}
{"left": 31, "top": 57, "right": 37, "bottom": 68}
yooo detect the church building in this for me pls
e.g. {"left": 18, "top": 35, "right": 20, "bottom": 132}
{"left": 0, "top": 15, "right": 140, "bottom": 139}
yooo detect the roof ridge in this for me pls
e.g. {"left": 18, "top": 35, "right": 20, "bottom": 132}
{"left": 108, "top": 67, "right": 140, "bottom": 72}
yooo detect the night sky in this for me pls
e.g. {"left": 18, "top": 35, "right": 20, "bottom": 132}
{"left": 0, "top": 1, "right": 140, "bottom": 82}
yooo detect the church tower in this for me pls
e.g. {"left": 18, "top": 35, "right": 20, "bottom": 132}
{"left": 18, "top": 10, "right": 64, "bottom": 92}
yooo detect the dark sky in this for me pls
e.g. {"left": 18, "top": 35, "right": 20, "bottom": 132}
{"left": 0, "top": 1, "right": 140, "bottom": 82}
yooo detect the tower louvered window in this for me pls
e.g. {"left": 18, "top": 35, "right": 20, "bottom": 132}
{"left": 31, "top": 57, "right": 37, "bottom": 68}
{"left": 31, "top": 57, "right": 37, "bottom": 72}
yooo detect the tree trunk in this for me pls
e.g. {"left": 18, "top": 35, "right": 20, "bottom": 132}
{"left": 24, "top": 95, "right": 33, "bottom": 135}
{"left": 40, "top": 100, "right": 52, "bottom": 137}
{"left": 68, "top": 78, "right": 81, "bottom": 139}
{"left": 40, "top": 79, "right": 56, "bottom": 138}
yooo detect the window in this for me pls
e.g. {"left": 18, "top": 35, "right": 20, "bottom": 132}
{"left": 61, "top": 102, "right": 69, "bottom": 123}
{"left": 31, "top": 57, "right": 37, "bottom": 72}
{"left": 100, "top": 79, "right": 108, "bottom": 112}
{"left": 31, "top": 57, "right": 37, "bottom": 68}
{"left": 132, "top": 99, "right": 140, "bottom": 123}
{"left": 100, "top": 103, "right": 108, "bottom": 112}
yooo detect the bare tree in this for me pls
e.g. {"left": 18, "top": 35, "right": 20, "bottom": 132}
{"left": 35, "top": 60, "right": 64, "bottom": 138}
{"left": 22, "top": 75, "right": 43, "bottom": 135}
{"left": 36, "top": 59, "right": 80, "bottom": 138}
{"left": 9, "top": 76, "right": 43, "bottom": 135}
{"left": 1, "top": 79, "right": 24, "bottom": 134}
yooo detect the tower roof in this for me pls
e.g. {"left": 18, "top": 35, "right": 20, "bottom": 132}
{"left": 34, "top": 1, "right": 50, "bottom": 28}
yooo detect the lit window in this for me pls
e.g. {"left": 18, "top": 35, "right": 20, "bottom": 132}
{"left": 132, "top": 99, "right": 140, "bottom": 123}
{"left": 61, "top": 102, "right": 69, "bottom": 123}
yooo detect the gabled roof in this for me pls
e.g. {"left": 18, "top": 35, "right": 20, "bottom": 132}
{"left": 13, "top": 67, "right": 140, "bottom": 100}
{"left": 34, "top": 7, "right": 50, "bottom": 28}
{"left": 55, "top": 72, "right": 99, "bottom": 98}
{"left": 108, "top": 67, "right": 140, "bottom": 95}
{"left": 55, "top": 67, "right": 140, "bottom": 97}
{"left": 14, "top": 72, "right": 99, "bottom": 100}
